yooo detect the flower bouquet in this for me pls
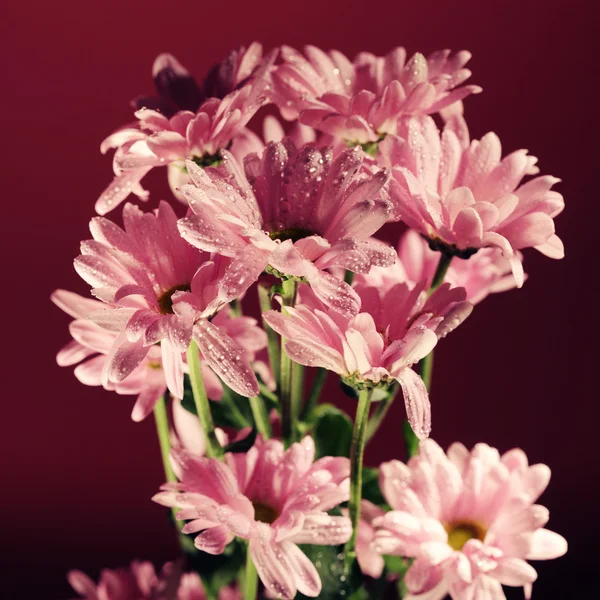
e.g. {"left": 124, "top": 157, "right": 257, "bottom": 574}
{"left": 53, "top": 42, "right": 567, "bottom": 600}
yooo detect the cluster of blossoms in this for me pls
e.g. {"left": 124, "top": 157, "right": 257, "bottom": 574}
{"left": 56, "top": 41, "right": 565, "bottom": 600}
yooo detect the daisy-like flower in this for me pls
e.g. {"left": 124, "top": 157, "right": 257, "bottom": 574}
{"left": 373, "top": 439, "right": 567, "bottom": 600}
{"left": 153, "top": 436, "right": 352, "bottom": 599}
{"left": 73, "top": 201, "right": 259, "bottom": 401}
{"left": 68, "top": 560, "right": 239, "bottom": 600}
{"left": 272, "top": 45, "right": 481, "bottom": 144}
{"left": 51, "top": 290, "right": 265, "bottom": 421}
{"left": 178, "top": 141, "right": 396, "bottom": 318}
{"left": 97, "top": 45, "right": 275, "bottom": 215}
{"left": 379, "top": 116, "right": 564, "bottom": 286}
{"left": 356, "top": 230, "right": 520, "bottom": 305}
{"left": 131, "top": 43, "right": 265, "bottom": 117}
{"left": 264, "top": 280, "right": 472, "bottom": 438}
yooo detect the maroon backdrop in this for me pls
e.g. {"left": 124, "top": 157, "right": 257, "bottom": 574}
{"left": 1, "top": 0, "right": 595, "bottom": 597}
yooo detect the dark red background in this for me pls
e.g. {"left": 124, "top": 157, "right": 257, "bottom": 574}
{"left": 1, "top": 1, "right": 596, "bottom": 597}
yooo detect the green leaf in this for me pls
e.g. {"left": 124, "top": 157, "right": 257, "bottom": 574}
{"left": 311, "top": 404, "right": 353, "bottom": 459}
{"left": 361, "top": 466, "right": 386, "bottom": 506}
{"left": 223, "top": 428, "right": 257, "bottom": 454}
{"left": 295, "top": 545, "right": 364, "bottom": 600}
{"left": 186, "top": 539, "right": 245, "bottom": 596}
{"left": 384, "top": 554, "right": 411, "bottom": 576}
{"left": 182, "top": 375, "right": 252, "bottom": 429}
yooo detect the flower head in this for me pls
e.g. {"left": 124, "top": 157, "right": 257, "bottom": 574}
{"left": 356, "top": 230, "right": 520, "bottom": 305}
{"left": 178, "top": 141, "right": 396, "bottom": 317}
{"left": 374, "top": 439, "right": 567, "bottom": 600}
{"left": 97, "top": 46, "right": 276, "bottom": 215}
{"left": 68, "top": 560, "right": 239, "bottom": 600}
{"left": 73, "top": 201, "right": 259, "bottom": 400}
{"left": 264, "top": 281, "right": 471, "bottom": 437}
{"left": 272, "top": 45, "right": 481, "bottom": 144}
{"left": 131, "top": 43, "right": 265, "bottom": 117}
{"left": 51, "top": 288, "right": 265, "bottom": 420}
{"left": 380, "top": 116, "right": 564, "bottom": 285}
{"left": 153, "top": 436, "right": 351, "bottom": 599}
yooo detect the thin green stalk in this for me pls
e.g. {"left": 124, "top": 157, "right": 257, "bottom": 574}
{"left": 291, "top": 361, "right": 305, "bottom": 422}
{"left": 250, "top": 395, "right": 272, "bottom": 438}
{"left": 186, "top": 340, "right": 223, "bottom": 459}
{"left": 301, "top": 367, "right": 327, "bottom": 420}
{"left": 258, "top": 284, "right": 280, "bottom": 390}
{"left": 420, "top": 349, "right": 434, "bottom": 392}
{"left": 258, "top": 382, "right": 278, "bottom": 404}
{"left": 220, "top": 387, "right": 251, "bottom": 430}
{"left": 418, "top": 251, "right": 453, "bottom": 394}
{"left": 428, "top": 252, "right": 453, "bottom": 296}
{"left": 154, "top": 396, "right": 178, "bottom": 484}
{"left": 243, "top": 545, "right": 258, "bottom": 600}
{"left": 344, "top": 269, "right": 355, "bottom": 286}
{"left": 403, "top": 421, "right": 420, "bottom": 459}
{"left": 345, "top": 388, "right": 373, "bottom": 564}
{"left": 153, "top": 396, "right": 187, "bottom": 548}
{"left": 405, "top": 252, "right": 454, "bottom": 457}
{"left": 280, "top": 278, "right": 298, "bottom": 446}
{"left": 365, "top": 384, "right": 398, "bottom": 443}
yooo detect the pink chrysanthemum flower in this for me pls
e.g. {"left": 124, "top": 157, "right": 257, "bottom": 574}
{"left": 68, "top": 561, "right": 239, "bottom": 600}
{"left": 97, "top": 46, "right": 275, "bottom": 215}
{"left": 73, "top": 201, "right": 259, "bottom": 401}
{"left": 177, "top": 142, "right": 396, "bottom": 317}
{"left": 51, "top": 290, "right": 265, "bottom": 421}
{"left": 373, "top": 439, "right": 567, "bottom": 600}
{"left": 379, "top": 116, "right": 564, "bottom": 286}
{"left": 264, "top": 281, "right": 471, "bottom": 437}
{"left": 356, "top": 230, "right": 520, "bottom": 305}
{"left": 153, "top": 436, "right": 351, "bottom": 599}
{"left": 272, "top": 45, "right": 481, "bottom": 144}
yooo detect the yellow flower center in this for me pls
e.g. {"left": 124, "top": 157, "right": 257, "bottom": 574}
{"left": 445, "top": 520, "right": 487, "bottom": 551}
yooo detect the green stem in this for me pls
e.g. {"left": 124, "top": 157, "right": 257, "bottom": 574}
{"left": 153, "top": 396, "right": 187, "bottom": 548}
{"left": 280, "top": 278, "right": 298, "bottom": 446}
{"left": 250, "top": 395, "right": 272, "bottom": 439}
{"left": 153, "top": 396, "right": 178, "bottom": 484}
{"left": 403, "top": 421, "right": 420, "bottom": 459}
{"left": 420, "top": 349, "right": 434, "bottom": 392}
{"left": 345, "top": 388, "right": 373, "bottom": 564}
{"left": 365, "top": 384, "right": 398, "bottom": 444}
{"left": 344, "top": 269, "right": 355, "bottom": 286}
{"left": 258, "top": 382, "right": 279, "bottom": 404}
{"left": 428, "top": 251, "right": 453, "bottom": 295}
{"left": 405, "top": 252, "right": 453, "bottom": 458}
{"left": 258, "top": 284, "right": 280, "bottom": 391}
{"left": 186, "top": 341, "right": 223, "bottom": 459}
{"left": 291, "top": 361, "right": 305, "bottom": 423}
{"left": 301, "top": 367, "right": 328, "bottom": 420}
{"left": 220, "top": 387, "right": 251, "bottom": 430}
{"left": 243, "top": 545, "right": 258, "bottom": 600}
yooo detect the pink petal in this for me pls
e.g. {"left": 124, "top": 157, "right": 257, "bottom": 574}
{"left": 534, "top": 233, "right": 564, "bottom": 259}
{"left": 492, "top": 557, "right": 537, "bottom": 587}
{"left": 278, "top": 541, "right": 322, "bottom": 597}
{"left": 194, "top": 525, "right": 233, "bottom": 555}
{"left": 526, "top": 529, "right": 568, "bottom": 560}
{"left": 397, "top": 368, "right": 431, "bottom": 439}
{"left": 193, "top": 320, "right": 259, "bottom": 397}
{"left": 249, "top": 526, "right": 296, "bottom": 600}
